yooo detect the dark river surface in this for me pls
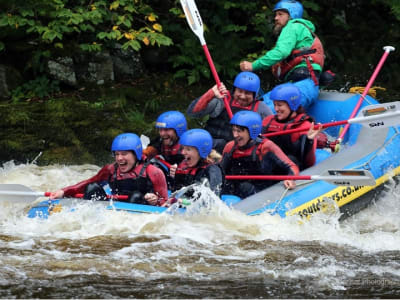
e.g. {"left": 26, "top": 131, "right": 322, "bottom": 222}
{"left": 1, "top": 161, "right": 399, "bottom": 298}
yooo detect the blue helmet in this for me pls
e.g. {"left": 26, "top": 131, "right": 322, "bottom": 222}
{"left": 233, "top": 72, "right": 260, "bottom": 94}
{"left": 155, "top": 111, "right": 187, "bottom": 138}
{"left": 180, "top": 129, "right": 213, "bottom": 159}
{"left": 270, "top": 82, "right": 302, "bottom": 111}
{"left": 111, "top": 133, "right": 142, "bottom": 159}
{"left": 273, "top": 0, "right": 303, "bottom": 19}
{"left": 230, "top": 111, "right": 262, "bottom": 139}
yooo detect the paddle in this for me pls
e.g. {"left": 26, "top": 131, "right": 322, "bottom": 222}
{"left": 264, "top": 101, "right": 400, "bottom": 138}
{"left": 180, "top": 0, "right": 233, "bottom": 119}
{"left": 333, "top": 46, "right": 395, "bottom": 149}
{"left": 0, "top": 183, "right": 129, "bottom": 204}
{"left": 225, "top": 169, "right": 376, "bottom": 186}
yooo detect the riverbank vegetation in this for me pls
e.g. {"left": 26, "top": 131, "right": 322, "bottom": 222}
{"left": 0, "top": 0, "right": 399, "bottom": 165}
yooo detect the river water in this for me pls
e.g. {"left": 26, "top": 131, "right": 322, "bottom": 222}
{"left": 0, "top": 161, "right": 399, "bottom": 298}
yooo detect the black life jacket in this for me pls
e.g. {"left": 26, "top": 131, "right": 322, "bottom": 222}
{"left": 108, "top": 162, "right": 154, "bottom": 199}
{"left": 173, "top": 161, "right": 210, "bottom": 191}
{"left": 205, "top": 98, "right": 261, "bottom": 141}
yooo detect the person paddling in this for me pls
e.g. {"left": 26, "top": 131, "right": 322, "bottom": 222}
{"left": 261, "top": 83, "right": 323, "bottom": 170}
{"left": 49, "top": 133, "right": 168, "bottom": 206}
{"left": 220, "top": 111, "right": 299, "bottom": 198}
{"left": 187, "top": 72, "right": 272, "bottom": 153}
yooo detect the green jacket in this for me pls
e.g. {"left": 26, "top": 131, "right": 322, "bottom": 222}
{"left": 252, "top": 18, "right": 323, "bottom": 76}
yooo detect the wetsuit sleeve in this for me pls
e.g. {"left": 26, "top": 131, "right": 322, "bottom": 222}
{"left": 252, "top": 23, "right": 298, "bottom": 71}
{"left": 205, "top": 164, "right": 223, "bottom": 195}
{"left": 187, "top": 89, "right": 226, "bottom": 118}
{"left": 146, "top": 164, "right": 169, "bottom": 205}
{"left": 260, "top": 139, "right": 299, "bottom": 175}
{"left": 62, "top": 165, "right": 113, "bottom": 197}
{"left": 257, "top": 102, "right": 273, "bottom": 119}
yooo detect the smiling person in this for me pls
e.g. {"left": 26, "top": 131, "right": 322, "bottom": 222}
{"left": 261, "top": 83, "right": 323, "bottom": 170}
{"left": 220, "top": 111, "right": 299, "bottom": 198}
{"left": 187, "top": 72, "right": 272, "bottom": 153}
{"left": 49, "top": 133, "right": 168, "bottom": 206}
{"left": 240, "top": 0, "right": 325, "bottom": 112}
{"left": 167, "top": 129, "right": 223, "bottom": 198}
{"left": 142, "top": 111, "right": 187, "bottom": 165}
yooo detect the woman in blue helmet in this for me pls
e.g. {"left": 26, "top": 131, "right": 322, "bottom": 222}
{"left": 187, "top": 71, "right": 273, "bottom": 153}
{"left": 49, "top": 133, "right": 169, "bottom": 206}
{"left": 167, "top": 129, "right": 223, "bottom": 200}
{"left": 143, "top": 111, "right": 187, "bottom": 165}
{"left": 261, "top": 83, "right": 323, "bottom": 170}
{"left": 240, "top": 0, "right": 326, "bottom": 112}
{"left": 220, "top": 111, "right": 299, "bottom": 198}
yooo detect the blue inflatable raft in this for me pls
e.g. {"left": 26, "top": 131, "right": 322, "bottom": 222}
{"left": 27, "top": 91, "right": 400, "bottom": 220}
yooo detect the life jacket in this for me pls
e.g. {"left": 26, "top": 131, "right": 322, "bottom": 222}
{"left": 157, "top": 139, "right": 184, "bottom": 165}
{"left": 271, "top": 22, "right": 325, "bottom": 83}
{"left": 262, "top": 113, "right": 314, "bottom": 169}
{"left": 205, "top": 98, "right": 261, "bottom": 141}
{"left": 173, "top": 160, "right": 210, "bottom": 191}
{"left": 222, "top": 140, "right": 273, "bottom": 194}
{"left": 108, "top": 162, "right": 154, "bottom": 201}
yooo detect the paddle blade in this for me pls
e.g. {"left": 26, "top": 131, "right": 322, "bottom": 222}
{"left": 0, "top": 184, "right": 45, "bottom": 204}
{"left": 180, "top": 0, "right": 206, "bottom": 45}
{"left": 352, "top": 101, "right": 400, "bottom": 129}
{"left": 318, "top": 169, "right": 376, "bottom": 186}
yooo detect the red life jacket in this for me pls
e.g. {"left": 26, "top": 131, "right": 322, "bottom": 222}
{"left": 262, "top": 113, "right": 315, "bottom": 170}
{"left": 173, "top": 160, "right": 209, "bottom": 191}
{"left": 271, "top": 23, "right": 325, "bottom": 82}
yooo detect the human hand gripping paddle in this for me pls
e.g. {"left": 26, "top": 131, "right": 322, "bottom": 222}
{"left": 180, "top": 0, "right": 233, "bottom": 119}
{"left": 263, "top": 101, "right": 400, "bottom": 138}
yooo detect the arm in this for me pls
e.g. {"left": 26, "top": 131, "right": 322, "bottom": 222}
{"left": 204, "top": 164, "right": 223, "bottom": 195}
{"left": 145, "top": 164, "right": 169, "bottom": 206}
{"left": 252, "top": 24, "right": 298, "bottom": 72}
{"left": 51, "top": 165, "right": 112, "bottom": 198}
{"left": 257, "top": 102, "right": 274, "bottom": 119}
{"left": 187, "top": 85, "right": 227, "bottom": 118}
{"left": 260, "top": 140, "right": 299, "bottom": 189}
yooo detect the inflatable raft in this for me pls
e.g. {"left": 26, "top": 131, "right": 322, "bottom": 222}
{"left": 26, "top": 91, "right": 400, "bottom": 220}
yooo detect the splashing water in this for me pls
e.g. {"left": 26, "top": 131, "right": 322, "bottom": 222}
{"left": 0, "top": 161, "right": 399, "bottom": 298}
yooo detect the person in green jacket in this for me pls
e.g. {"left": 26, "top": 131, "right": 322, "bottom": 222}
{"left": 240, "top": 0, "right": 325, "bottom": 112}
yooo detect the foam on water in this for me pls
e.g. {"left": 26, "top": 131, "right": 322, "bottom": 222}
{"left": 1, "top": 161, "right": 400, "bottom": 294}
{"left": 1, "top": 161, "right": 399, "bottom": 251}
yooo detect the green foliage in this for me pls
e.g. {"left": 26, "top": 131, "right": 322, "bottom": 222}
{"left": 0, "top": 0, "right": 173, "bottom": 53}
{"left": 10, "top": 76, "right": 60, "bottom": 102}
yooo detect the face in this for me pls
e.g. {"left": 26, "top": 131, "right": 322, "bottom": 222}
{"left": 181, "top": 145, "right": 200, "bottom": 168}
{"left": 233, "top": 87, "right": 254, "bottom": 107}
{"left": 232, "top": 125, "right": 250, "bottom": 147}
{"left": 159, "top": 128, "right": 178, "bottom": 146}
{"left": 114, "top": 151, "right": 137, "bottom": 173}
{"left": 273, "top": 100, "right": 291, "bottom": 120}
{"left": 273, "top": 10, "right": 290, "bottom": 35}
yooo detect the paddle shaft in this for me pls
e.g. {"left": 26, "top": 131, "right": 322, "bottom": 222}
{"left": 337, "top": 46, "right": 395, "bottom": 143}
{"left": 180, "top": 0, "right": 233, "bottom": 119}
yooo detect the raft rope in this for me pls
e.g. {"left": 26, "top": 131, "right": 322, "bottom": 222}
{"left": 348, "top": 86, "right": 386, "bottom": 99}
{"left": 269, "top": 181, "right": 311, "bottom": 215}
